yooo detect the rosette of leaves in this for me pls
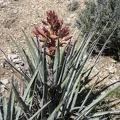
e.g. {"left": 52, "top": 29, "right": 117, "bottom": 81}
{"left": 76, "top": 0, "right": 120, "bottom": 60}
{"left": 1, "top": 10, "right": 120, "bottom": 120}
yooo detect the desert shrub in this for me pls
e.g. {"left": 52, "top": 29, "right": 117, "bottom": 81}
{"left": 76, "top": 0, "right": 120, "bottom": 60}
{"left": 0, "top": 10, "right": 120, "bottom": 120}
{"left": 67, "top": 1, "right": 79, "bottom": 11}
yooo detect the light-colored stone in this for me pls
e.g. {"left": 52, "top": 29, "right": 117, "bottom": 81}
{"left": 108, "top": 66, "right": 117, "bottom": 74}
{"left": 12, "top": 8, "right": 19, "bottom": 14}
{"left": 12, "top": 58, "right": 21, "bottom": 64}
{"left": 8, "top": 54, "right": 19, "bottom": 60}
{"left": 0, "top": 78, "right": 9, "bottom": 85}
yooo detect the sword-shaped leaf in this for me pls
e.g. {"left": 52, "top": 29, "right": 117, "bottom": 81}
{"left": 12, "top": 82, "right": 31, "bottom": 118}
{"left": 7, "top": 89, "right": 15, "bottom": 120}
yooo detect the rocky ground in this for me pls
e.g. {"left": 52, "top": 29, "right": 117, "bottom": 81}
{"left": 0, "top": 0, "right": 120, "bottom": 109}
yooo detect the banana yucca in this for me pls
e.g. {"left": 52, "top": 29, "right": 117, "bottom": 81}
{"left": 0, "top": 11, "right": 120, "bottom": 120}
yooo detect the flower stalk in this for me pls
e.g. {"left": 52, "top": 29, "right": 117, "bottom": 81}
{"left": 33, "top": 10, "right": 72, "bottom": 57}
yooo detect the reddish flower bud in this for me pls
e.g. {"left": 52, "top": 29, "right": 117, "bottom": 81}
{"left": 43, "top": 27, "right": 50, "bottom": 35}
{"left": 34, "top": 26, "right": 46, "bottom": 37}
{"left": 50, "top": 34, "right": 58, "bottom": 39}
{"left": 49, "top": 46, "right": 56, "bottom": 52}
{"left": 59, "top": 19, "right": 63, "bottom": 26}
{"left": 41, "top": 20, "right": 49, "bottom": 26}
{"left": 33, "top": 29, "right": 39, "bottom": 36}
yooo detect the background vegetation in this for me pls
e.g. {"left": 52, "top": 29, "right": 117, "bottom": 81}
{"left": 76, "top": 0, "right": 120, "bottom": 60}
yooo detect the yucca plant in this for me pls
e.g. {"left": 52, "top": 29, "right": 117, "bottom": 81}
{"left": 0, "top": 10, "right": 120, "bottom": 120}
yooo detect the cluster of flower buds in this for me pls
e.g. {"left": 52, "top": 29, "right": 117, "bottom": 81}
{"left": 33, "top": 11, "right": 72, "bottom": 57}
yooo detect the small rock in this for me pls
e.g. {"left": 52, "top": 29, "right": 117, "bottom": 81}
{"left": 65, "top": 18, "right": 71, "bottom": 25}
{"left": 8, "top": 54, "right": 19, "bottom": 60}
{"left": 108, "top": 66, "right": 116, "bottom": 74}
{"left": 12, "top": 8, "right": 19, "bottom": 14}
{"left": 0, "top": 78, "right": 9, "bottom": 85}
{"left": 6, "top": 54, "right": 24, "bottom": 70}
{"left": 12, "top": 58, "right": 21, "bottom": 64}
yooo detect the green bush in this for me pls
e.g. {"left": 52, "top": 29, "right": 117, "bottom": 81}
{"left": 76, "top": 0, "right": 120, "bottom": 60}
{"left": 67, "top": 1, "right": 79, "bottom": 11}
{"left": 0, "top": 10, "right": 120, "bottom": 120}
